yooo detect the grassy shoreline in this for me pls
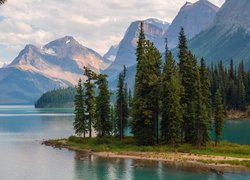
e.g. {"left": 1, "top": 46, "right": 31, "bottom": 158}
{"left": 43, "top": 136, "right": 250, "bottom": 173}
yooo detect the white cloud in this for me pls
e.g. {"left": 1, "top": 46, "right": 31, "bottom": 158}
{"left": 0, "top": 0, "right": 225, "bottom": 63}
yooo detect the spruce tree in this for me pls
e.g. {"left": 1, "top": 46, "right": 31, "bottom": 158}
{"left": 84, "top": 66, "right": 98, "bottom": 138}
{"left": 110, "top": 105, "right": 118, "bottom": 136}
{"left": 132, "top": 22, "right": 161, "bottom": 145}
{"left": 199, "top": 58, "right": 212, "bottom": 145}
{"left": 214, "top": 89, "right": 224, "bottom": 147}
{"left": 161, "top": 51, "right": 183, "bottom": 147}
{"left": 237, "top": 61, "right": 246, "bottom": 111}
{"left": 94, "top": 74, "right": 112, "bottom": 137}
{"left": 116, "top": 66, "right": 128, "bottom": 139}
{"left": 73, "top": 79, "right": 87, "bottom": 137}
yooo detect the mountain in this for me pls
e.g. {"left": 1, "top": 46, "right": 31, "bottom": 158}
{"left": 0, "top": 36, "right": 111, "bottom": 104}
{"left": 108, "top": 0, "right": 219, "bottom": 90}
{"left": 166, "top": 0, "right": 219, "bottom": 49}
{"left": 188, "top": 0, "right": 250, "bottom": 68}
{"left": 103, "top": 18, "right": 170, "bottom": 77}
{"left": 103, "top": 45, "right": 119, "bottom": 62}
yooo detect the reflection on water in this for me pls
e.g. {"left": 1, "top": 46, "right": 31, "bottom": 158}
{"left": 0, "top": 106, "right": 249, "bottom": 180}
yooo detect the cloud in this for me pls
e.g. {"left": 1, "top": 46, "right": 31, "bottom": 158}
{"left": 0, "top": 0, "right": 225, "bottom": 63}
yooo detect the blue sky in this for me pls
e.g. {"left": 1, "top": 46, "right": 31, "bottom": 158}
{"left": 0, "top": 0, "right": 225, "bottom": 65}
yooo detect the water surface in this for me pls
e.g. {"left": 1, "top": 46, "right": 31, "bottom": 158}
{"left": 0, "top": 105, "right": 249, "bottom": 180}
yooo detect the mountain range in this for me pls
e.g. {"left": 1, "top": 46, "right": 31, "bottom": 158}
{"left": 103, "top": 18, "right": 170, "bottom": 77}
{"left": 0, "top": 36, "right": 110, "bottom": 104}
{"left": 1, "top": 0, "right": 250, "bottom": 104}
{"left": 188, "top": 0, "right": 250, "bottom": 68}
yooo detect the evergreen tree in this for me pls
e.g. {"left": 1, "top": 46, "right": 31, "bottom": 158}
{"left": 161, "top": 51, "right": 183, "bottom": 147}
{"left": 132, "top": 22, "right": 162, "bottom": 145}
{"left": 110, "top": 105, "right": 118, "bottom": 136}
{"left": 178, "top": 28, "right": 200, "bottom": 144}
{"left": 116, "top": 66, "right": 128, "bottom": 139}
{"left": 73, "top": 79, "right": 87, "bottom": 137}
{"left": 214, "top": 89, "right": 224, "bottom": 147}
{"left": 199, "top": 58, "right": 212, "bottom": 144}
{"left": 237, "top": 61, "right": 247, "bottom": 111}
{"left": 84, "top": 66, "right": 98, "bottom": 138}
{"left": 178, "top": 27, "right": 188, "bottom": 73}
{"left": 128, "top": 88, "right": 133, "bottom": 115}
{"left": 195, "top": 69, "right": 209, "bottom": 146}
{"left": 94, "top": 74, "right": 112, "bottom": 137}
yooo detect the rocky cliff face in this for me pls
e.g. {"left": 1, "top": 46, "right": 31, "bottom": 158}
{"left": 187, "top": 0, "right": 250, "bottom": 68}
{"left": 166, "top": 0, "right": 219, "bottom": 49}
{"left": 103, "top": 18, "right": 170, "bottom": 77}
{"left": 213, "top": 0, "right": 250, "bottom": 30}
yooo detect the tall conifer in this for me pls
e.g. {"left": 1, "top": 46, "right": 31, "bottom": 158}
{"left": 84, "top": 66, "right": 98, "bottom": 137}
{"left": 132, "top": 22, "right": 161, "bottom": 145}
{"left": 161, "top": 51, "right": 183, "bottom": 147}
{"left": 73, "top": 79, "right": 87, "bottom": 137}
{"left": 95, "top": 74, "right": 112, "bottom": 137}
{"left": 214, "top": 89, "right": 224, "bottom": 147}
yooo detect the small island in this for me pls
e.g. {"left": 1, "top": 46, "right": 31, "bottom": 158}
{"left": 44, "top": 25, "right": 250, "bottom": 174}
{"left": 44, "top": 137, "right": 250, "bottom": 174}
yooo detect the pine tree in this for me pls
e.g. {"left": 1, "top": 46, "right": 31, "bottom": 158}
{"left": 116, "top": 66, "right": 128, "bottom": 139}
{"left": 214, "top": 89, "right": 224, "bottom": 147}
{"left": 132, "top": 22, "right": 162, "bottom": 145}
{"left": 128, "top": 88, "right": 133, "bottom": 116}
{"left": 178, "top": 27, "right": 188, "bottom": 73}
{"left": 199, "top": 58, "right": 212, "bottom": 145}
{"left": 237, "top": 61, "right": 246, "bottom": 111}
{"left": 178, "top": 31, "right": 199, "bottom": 144}
{"left": 94, "top": 74, "right": 112, "bottom": 137}
{"left": 110, "top": 105, "right": 118, "bottom": 136}
{"left": 84, "top": 66, "right": 98, "bottom": 138}
{"left": 161, "top": 51, "right": 183, "bottom": 147}
{"left": 73, "top": 79, "right": 87, "bottom": 137}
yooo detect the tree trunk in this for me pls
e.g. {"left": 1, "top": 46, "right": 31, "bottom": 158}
{"left": 89, "top": 115, "right": 92, "bottom": 138}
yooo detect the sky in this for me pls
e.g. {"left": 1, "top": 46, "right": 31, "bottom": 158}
{"left": 0, "top": 0, "right": 225, "bottom": 65}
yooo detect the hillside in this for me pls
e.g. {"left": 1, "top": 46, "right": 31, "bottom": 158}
{"left": 0, "top": 36, "right": 110, "bottom": 104}
{"left": 35, "top": 87, "right": 76, "bottom": 108}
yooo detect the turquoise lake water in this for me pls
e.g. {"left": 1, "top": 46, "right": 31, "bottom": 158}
{"left": 0, "top": 105, "right": 249, "bottom": 180}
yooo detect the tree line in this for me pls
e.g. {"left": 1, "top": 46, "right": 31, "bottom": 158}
{"left": 35, "top": 87, "right": 76, "bottom": 108}
{"left": 74, "top": 23, "right": 225, "bottom": 147}
{"left": 210, "top": 60, "right": 250, "bottom": 112}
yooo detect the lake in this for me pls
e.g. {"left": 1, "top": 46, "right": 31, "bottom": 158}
{"left": 0, "top": 105, "right": 249, "bottom": 180}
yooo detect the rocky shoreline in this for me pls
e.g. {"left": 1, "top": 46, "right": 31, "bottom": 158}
{"left": 42, "top": 139, "right": 250, "bottom": 175}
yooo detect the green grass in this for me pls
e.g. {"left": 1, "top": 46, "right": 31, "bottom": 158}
{"left": 45, "top": 136, "right": 250, "bottom": 159}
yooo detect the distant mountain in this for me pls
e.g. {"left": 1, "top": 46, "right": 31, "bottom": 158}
{"left": 103, "top": 18, "right": 170, "bottom": 77}
{"left": 166, "top": 0, "right": 219, "bottom": 49}
{"left": 108, "top": 0, "right": 219, "bottom": 90}
{"left": 188, "top": 0, "right": 250, "bottom": 68}
{"left": 103, "top": 45, "right": 119, "bottom": 62}
{"left": 0, "top": 36, "right": 111, "bottom": 104}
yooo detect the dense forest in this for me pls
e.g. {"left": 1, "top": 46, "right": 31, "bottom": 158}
{"left": 36, "top": 23, "right": 250, "bottom": 147}
{"left": 35, "top": 87, "right": 76, "bottom": 108}
{"left": 73, "top": 23, "right": 226, "bottom": 147}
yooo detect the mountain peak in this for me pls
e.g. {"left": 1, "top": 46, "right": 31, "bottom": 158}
{"left": 166, "top": 0, "right": 219, "bottom": 49}
{"left": 44, "top": 36, "right": 79, "bottom": 49}
{"left": 182, "top": 2, "right": 193, "bottom": 9}
{"left": 196, "top": 0, "right": 219, "bottom": 11}
{"left": 213, "top": 0, "right": 250, "bottom": 29}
